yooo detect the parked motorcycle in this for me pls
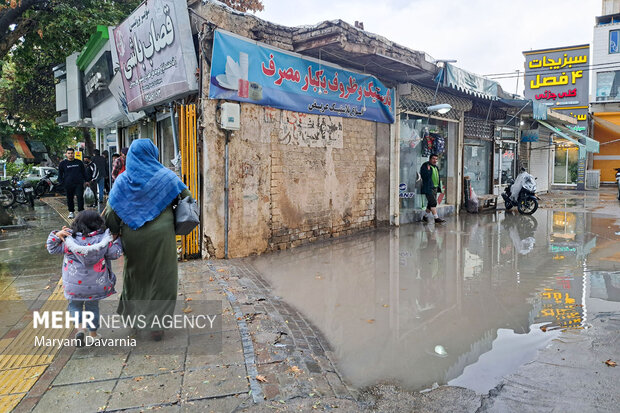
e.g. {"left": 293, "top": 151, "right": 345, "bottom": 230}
{"left": 34, "top": 170, "right": 65, "bottom": 198}
{"left": 501, "top": 169, "right": 539, "bottom": 215}
{"left": 13, "top": 174, "right": 35, "bottom": 207}
{"left": 0, "top": 179, "right": 15, "bottom": 207}
{"left": 0, "top": 174, "right": 34, "bottom": 208}
{"left": 502, "top": 213, "right": 538, "bottom": 255}
{"left": 615, "top": 168, "right": 620, "bottom": 200}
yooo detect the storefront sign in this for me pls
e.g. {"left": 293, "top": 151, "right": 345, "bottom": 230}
{"left": 576, "top": 157, "right": 586, "bottom": 190}
{"left": 209, "top": 29, "right": 394, "bottom": 124}
{"left": 523, "top": 45, "right": 589, "bottom": 129}
{"left": 113, "top": 0, "right": 198, "bottom": 112}
{"left": 83, "top": 51, "right": 113, "bottom": 109}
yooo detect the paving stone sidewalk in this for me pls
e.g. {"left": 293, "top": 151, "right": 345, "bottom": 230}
{"left": 14, "top": 198, "right": 354, "bottom": 412}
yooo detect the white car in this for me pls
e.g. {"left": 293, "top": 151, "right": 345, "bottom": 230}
{"left": 25, "top": 166, "right": 59, "bottom": 184}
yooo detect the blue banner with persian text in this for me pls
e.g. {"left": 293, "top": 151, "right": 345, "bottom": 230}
{"left": 209, "top": 29, "right": 394, "bottom": 124}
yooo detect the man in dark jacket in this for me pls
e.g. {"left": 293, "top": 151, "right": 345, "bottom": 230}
{"left": 420, "top": 153, "right": 446, "bottom": 223}
{"left": 92, "top": 149, "right": 108, "bottom": 205}
{"left": 83, "top": 156, "right": 99, "bottom": 207}
{"left": 58, "top": 148, "right": 88, "bottom": 219}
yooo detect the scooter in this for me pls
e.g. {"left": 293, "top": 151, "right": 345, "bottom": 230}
{"left": 34, "top": 170, "right": 65, "bottom": 198}
{"left": 615, "top": 168, "right": 620, "bottom": 200}
{"left": 501, "top": 169, "right": 539, "bottom": 215}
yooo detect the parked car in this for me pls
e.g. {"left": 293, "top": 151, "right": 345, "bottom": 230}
{"left": 25, "top": 166, "right": 59, "bottom": 184}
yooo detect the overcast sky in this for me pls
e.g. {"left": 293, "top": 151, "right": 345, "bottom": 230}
{"left": 256, "top": 0, "right": 601, "bottom": 96}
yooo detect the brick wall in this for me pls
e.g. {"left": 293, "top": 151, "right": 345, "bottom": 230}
{"left": 269, "top": 116, "right": 376, "bottom": 252}
{"left": 203, "top": 102, "right": 378, "bottom": 258}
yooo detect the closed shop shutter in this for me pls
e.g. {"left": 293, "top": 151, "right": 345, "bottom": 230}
{"left": 529, "top": 138, "right": 551, "bottom": 193}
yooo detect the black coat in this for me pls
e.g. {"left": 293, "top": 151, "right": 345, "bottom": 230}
{"left": 420, "top": 161, "right": 442, "bottom": 195}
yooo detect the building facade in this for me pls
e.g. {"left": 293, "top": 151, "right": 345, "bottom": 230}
{"left": 591, "top": 0, "right": 620, "bottom": 183}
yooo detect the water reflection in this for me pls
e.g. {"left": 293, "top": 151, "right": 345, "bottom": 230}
{"left": 251, "top": 210, "right": 617, "bottom": 394}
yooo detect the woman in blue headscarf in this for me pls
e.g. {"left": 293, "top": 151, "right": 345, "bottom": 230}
{"left": 103, "top": 139, "right": 191, "bottom": 340}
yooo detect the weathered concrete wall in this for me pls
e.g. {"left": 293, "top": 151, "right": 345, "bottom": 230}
{"left": 193, "top": 1, "right": 378, "bottom": 258}
{"left": 375, "top": 123, "right": 390, "bottom": 225}
{"left": 271, "top": 116, "right": 376, "bottom": 252}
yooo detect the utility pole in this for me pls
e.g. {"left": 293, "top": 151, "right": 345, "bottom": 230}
{"left": 515, "top": 70, "right": 520, "bottom": 95}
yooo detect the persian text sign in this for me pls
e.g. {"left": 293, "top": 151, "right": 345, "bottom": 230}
{"left": 113, "top": 0, "right": 198, "bottom": 112}
{"left": 523, "top": 45, "right": 589, "bottom": 130}
{"left": 209, "top": 29, "right": 394, "bottom": 124}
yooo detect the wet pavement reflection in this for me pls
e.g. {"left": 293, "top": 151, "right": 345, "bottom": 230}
{"left": 0, "top": 203, "right": 65, "bottom": 335}
{"left": 251, "top": 209, "right": 620, "bottom": 394}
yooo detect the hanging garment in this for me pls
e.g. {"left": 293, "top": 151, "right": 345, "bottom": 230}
{"left": 431, "top": 133, "right": 445, "bottom": 154}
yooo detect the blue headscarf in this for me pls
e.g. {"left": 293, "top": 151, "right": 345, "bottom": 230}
{"left": 108, "top": 139, "right": 187, "bottom": 230}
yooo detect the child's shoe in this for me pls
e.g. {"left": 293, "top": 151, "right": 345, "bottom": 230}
{"left": 86, "top": 333, "right": 102, "bottom": 346}
{"left": 75, "top": 330, "right": 85, "bottom": 347}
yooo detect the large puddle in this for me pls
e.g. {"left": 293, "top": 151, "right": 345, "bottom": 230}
{"left": 251, "top": 209, "right": 620, "bottom": 394}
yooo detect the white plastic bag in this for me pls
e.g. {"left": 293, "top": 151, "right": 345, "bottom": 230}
{"left": 84, "top": 186, "right": 95, "bottom": 204}
{"left": 467, "top": 187, "right": 479, "bottom": 213}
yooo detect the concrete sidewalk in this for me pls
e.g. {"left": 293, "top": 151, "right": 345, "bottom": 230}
{"left": 11, "top": 197, "right": 352, "bottom": 412}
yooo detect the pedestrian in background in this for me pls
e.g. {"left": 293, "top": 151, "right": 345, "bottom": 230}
{"left": 111, "top": 148, "right": 128, "bottom": 183}
{"left": 58, "top": 148, "right": 88, "bottom": 219}
{"left": 102, "top": 150, "right": 111, "bottom": 194}
{"left": 420, "top": 153, "right": 446, "bottom": 224}
{"left": 92, "top": 149, "right": 108, "bottom": 205}
{"left": 103, "top": 139, "right": 191, "bottom": 341}
{"left": 46, "top": 210, "right": 123, "bottom": 347}
{"left": 83, "top": 156, "right": 99, "bottom": 208}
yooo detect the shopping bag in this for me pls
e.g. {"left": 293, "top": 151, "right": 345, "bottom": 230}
{"left": 84, "top": 186, "right": 95, "bottom": 204}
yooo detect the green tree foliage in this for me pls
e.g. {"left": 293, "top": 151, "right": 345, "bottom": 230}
{"left": 0, "top": 0, "right": 140, "bottom": 157}
{"left": 0, "top": 0, "right": 263, "bottom": 157}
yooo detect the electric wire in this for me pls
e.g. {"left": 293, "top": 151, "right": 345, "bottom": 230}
{"left": 485, "top": 61, "right": 620, "bottom": 80}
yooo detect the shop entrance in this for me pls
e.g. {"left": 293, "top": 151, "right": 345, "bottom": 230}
{"left": 399, "top": 114, "right": 451, "bottom": 213}
{"left": 553, "top": 143, "right": 579, "bottom": 185}
{"left": 464, "top": 139, "right": 492, "bottom": 196}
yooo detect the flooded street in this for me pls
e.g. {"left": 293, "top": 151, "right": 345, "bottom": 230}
{"left": 251, "top": 206, "right": 620, "bottom": 394}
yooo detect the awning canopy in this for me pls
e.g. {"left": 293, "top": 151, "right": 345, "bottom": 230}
{"left": 442, "top": 63, "right": 499, "bottom": 100}
{"left": 563, "top": 126, "right": 600, "bottom": 153}
{"left": 537, "top": 120, "right": 599, "bottom": 153}
{"left": 12, "top": 135, "right": 34, "bottom": 159}
{"left": 593, "top": 114, "right": 620, "bottom": 137}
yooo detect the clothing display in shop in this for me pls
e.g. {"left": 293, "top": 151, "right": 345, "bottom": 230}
{"left": 431, "top": 133, "right": 445, "bottom": 154}
{"left": 421, "top": 127, "right": 433, "bottom": 156}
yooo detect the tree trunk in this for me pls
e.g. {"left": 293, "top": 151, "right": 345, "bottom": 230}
{"left": 82, "top": 128, "right": 95, "bottom": 156}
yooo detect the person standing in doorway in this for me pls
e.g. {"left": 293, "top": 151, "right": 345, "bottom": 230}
{"left": 92, "top": 150, "right": 107, "bottom": 205}
{"left": 58, "top": 148, "right": 88, "bottom": 219}
{"left": 420, "top": 153, "right": 446, "bottom": 224}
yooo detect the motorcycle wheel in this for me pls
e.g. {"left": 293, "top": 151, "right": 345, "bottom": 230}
{"left": 517, "top": 197, "right": 538, "bottom": 215}
{"left": 35, "top": 181, "right": 48, "bottom": 198}
{"left": 15, "top": 190, "right": 28, "bottom": 204}
{"left": 0, "top": 189, "right": 15, "bottom": 207}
